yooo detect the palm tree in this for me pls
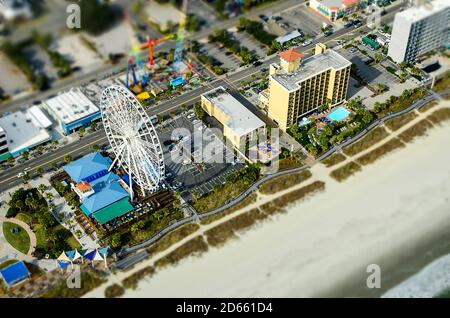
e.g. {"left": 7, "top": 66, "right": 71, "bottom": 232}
{"left": 64, "top": 155, "right": 72, "bottom": 164}
{"left": 7, "top": 157, "right": 15, "bottom": 167}
{"left": 15, "top": 200, "right": 24, "bottom": 212}
{"left": 45, "top": 192, "right": 54, "bottom": 202}
{"left": 51, "top": 162, "right": 59, "bottom": 171}
{"left": 38, "top": 184, "right": 47, "bottom": 193}
{"left": 37, "top": 167, "right": 45, "bottom": 176}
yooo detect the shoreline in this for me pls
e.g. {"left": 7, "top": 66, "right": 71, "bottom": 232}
{"left": 110, "top": 119, "right": 450, "bottom": 298}
{"left": 82, "top": 100, "right": 450, "bottom": 298}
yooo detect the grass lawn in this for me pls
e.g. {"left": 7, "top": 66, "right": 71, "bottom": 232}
{"left": 2, "top": 222, "right": 30, "bottom": 254}
{"left": 15, "top": 213, "right": 33, "bottom": 226}
{"left": 33, "top": 224, "right": 46, "bottom": 248}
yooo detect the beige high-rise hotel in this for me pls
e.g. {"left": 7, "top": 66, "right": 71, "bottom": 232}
{"left": 266, "top": 43, "right": 351, "bottom": 131}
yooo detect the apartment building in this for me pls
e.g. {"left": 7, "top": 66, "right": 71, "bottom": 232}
{"left": 388, "top": 0, "right": 450, "bottom": 63}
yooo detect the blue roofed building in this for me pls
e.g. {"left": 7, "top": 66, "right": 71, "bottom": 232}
{"left": 0, "top": 261, "right": 31, "bottom": 289}
{"left": 64, "top": 152, "right": 111, "bottom": 183}
{"left": 63, "top": 152, "right": 134, "bottom": 226}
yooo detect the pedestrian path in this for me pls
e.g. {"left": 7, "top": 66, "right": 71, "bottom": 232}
{"left": 0, "top": 216, "right": 36, "bottom": 261}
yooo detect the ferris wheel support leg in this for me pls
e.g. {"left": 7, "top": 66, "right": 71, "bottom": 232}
{"left": 108, "top": 143, "right": 126, "bottom": 172}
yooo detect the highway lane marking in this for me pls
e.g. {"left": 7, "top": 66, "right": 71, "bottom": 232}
{"left": 0, "top": 7, "right": 403, "bottom": 187}
{"left": 0, "top": 136, "right": 108, "bottom": 186}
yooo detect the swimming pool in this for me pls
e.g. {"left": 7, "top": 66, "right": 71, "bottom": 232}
{"left": 327, "top": 106, "right": 351, "bottom": 122}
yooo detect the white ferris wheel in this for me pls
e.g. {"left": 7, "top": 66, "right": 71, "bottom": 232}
{"left": 100, "top": 85, "right": 165, "bottom": 200}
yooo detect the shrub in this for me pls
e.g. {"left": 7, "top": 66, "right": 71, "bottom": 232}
{"left": 104, "top": 284, "right": 125, "bottom": 298}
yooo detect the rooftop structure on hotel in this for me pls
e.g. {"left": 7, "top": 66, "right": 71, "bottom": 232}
{"left": 266, "top": 44, "right": 351, "bottom": 131}
{"left": 201, "top": 87, "right": 266, "bottom": 150}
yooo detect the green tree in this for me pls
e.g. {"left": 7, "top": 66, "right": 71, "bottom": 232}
{"left": 51, "top": 162, "right": 59, "bottom": 171}
{"left": 64, "top": 155, "right": 72, "bottom": 164}
{"left": 37, "top": 167, "right": 45, "bottom": 176}
{"left": 193, "top": 102, "right": 206, "bottom": 120}
{"left": 110, "top": 233, "right": 121, "bottom": 248}
{"left": 91, "top": 122, "right": 98, "bottom": 131}
{"left": 38, "top": 184, "right": 47, "bottom": 193}
{"left": 7, "top": 157, "right": 15, "bottom": 167}
{"left": 21, "top": 151, "right": 30, "bottom": 160}
{"left": 15, "top": 200, "right": 24, "bottom": 212}
{"left": 92, "top": 144, "right": 100, "bottom": 152}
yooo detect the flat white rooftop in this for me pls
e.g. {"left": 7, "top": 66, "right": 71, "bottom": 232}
{"left": 271, "top": 49, "right": 351, "bottom": 91}
{"left": 396, "top": 0, "right": 449, "bottom": 22}
{"left": 0, "top": 109, "right": 51, "bottom": 155}
{"left": 202, "top": 87, "right": 265, "bottom": 137}
{"left": 44, "top": 88, "right": 99, "bottom": 125}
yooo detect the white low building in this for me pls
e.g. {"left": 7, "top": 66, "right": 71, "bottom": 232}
{"left": 42, "top": 88, "right": 101, "bottom": 135}
{"left": 0, "top": 106, "right": 52, "bottom": 159}
{"left": 0, "top": 0, "right": 33, "bottom": 21}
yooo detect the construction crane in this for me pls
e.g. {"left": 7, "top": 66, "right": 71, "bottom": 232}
{"left": 140, "top": 35, "right": 172, "bottom": 67}
{"left": 173, "top": 0, "right": 189, "bottom": 74}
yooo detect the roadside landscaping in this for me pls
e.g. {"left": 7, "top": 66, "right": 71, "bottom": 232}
{"left": 373, "top": 88, "right": 429, "bottom": 118}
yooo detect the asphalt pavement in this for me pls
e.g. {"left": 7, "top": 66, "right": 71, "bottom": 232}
{"left": 0, "top": 3, "right": 405, "bottom": 193}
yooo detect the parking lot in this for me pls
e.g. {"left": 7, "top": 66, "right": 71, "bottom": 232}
{"left": 156, "top": 112, "right": 244, "bottom": 200}
{"left": 199, "top": 41, "right": 242, "bottom": 70}
{"left": 276, "top": 5, "right": 329, "bottom": 38}
{"left": 337, "top": 46, "right": 400, "bottom": 87}
{"left": 231, "top": 29, "right": 268, "bottom": 58}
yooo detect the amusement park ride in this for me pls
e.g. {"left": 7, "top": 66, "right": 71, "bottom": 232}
{"left": 125, "top": 0, "right": 193, "bottom": 95}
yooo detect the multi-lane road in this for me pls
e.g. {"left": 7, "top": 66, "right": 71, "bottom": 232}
{"left": 0, "top": 3, "right": 405, "bottom": 193}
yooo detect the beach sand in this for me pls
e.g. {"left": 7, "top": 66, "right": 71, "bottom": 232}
{"left": 96, "top": 114, "right": 450, "bottom": 298}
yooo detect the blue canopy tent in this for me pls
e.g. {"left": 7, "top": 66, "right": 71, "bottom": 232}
{"left": 0, "top": 261, "right": 31, "bottom": 289}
